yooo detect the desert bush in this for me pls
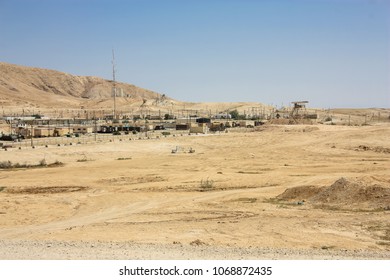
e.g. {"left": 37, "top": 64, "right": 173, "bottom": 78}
{"left": 117, "top": 157, "right": 132, "bottom": 160}
{"left": 47, "top": 160, "right": 64, "bottom": 167}
{"left": 0, "top": 161, "right": 12, "bottom": 169}
{"left": 324, "top": 116, "right": 332, "bottom": 122}
{"left": 200, "top": 178, "right": 214, "bottom": 190}
{"left": 0, "top": 159, "right": 62, "bottom": 169}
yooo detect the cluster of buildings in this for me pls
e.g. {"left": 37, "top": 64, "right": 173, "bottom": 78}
{"left": 1, "top": 114, "right": 265, "bottom": 141}
{"left": 0, "top": 101, "right": 319, "bottom": 141}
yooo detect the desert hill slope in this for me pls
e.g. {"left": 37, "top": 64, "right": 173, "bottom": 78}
{"left": 0, "top": 62, "right": 274, "bottom": 117}
{"left": 4, "top": 62, "right": 386, "bottom": 121}
{"left": 0, "top": 62, "right": 166, "bottom": 110}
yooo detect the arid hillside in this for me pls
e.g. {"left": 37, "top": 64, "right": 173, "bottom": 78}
{"left": 0, "top": 62, "right": 274, "bottom": 117}
{"left": 0, "top": 62, "right": 387, "bottom": 123}
{"left": 0, "top": 62, "right": 166, "bottom": 111}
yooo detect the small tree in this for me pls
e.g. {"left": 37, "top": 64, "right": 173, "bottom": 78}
{"left": 229, "top": 110, "right": 240, "bottom": 120}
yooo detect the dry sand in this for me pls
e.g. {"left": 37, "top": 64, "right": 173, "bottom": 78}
{"left": 0, "top": 124, "right": 390, "bottom": 259}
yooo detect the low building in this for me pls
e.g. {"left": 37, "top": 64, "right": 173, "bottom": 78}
{"left": 190, "top": 124, "right": 208, "bottom": 134}
{"left": 34, "top": 127, "right": 51, "bottom": 137}
{"left": 239, "top": 120, "right": 255, "bottom": 128}
{"left": 16, "top": 127, "right": 33, "bottom": 138}
{"left": 54, "top": 127, "right": 72, "bottom": 136}
{"left": 73, "top": 126, "right": 93, "bottom": 134}
{"left": 209, "top": 122, "right": 226, "bottom": 132}
{"left": 176, "top": 123, "right": 190, "bottom": 130}
{"left": 99, "top": 125, "right": 117, "bottom": 133}
{"left": 162, "top": 122, "right": 176, "bottom": 129}
{"left": 196, "top": 118, "right": 211, "bottom": 124}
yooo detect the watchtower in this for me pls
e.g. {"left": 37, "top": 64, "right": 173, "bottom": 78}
{"left": 290, "top": 101, "right": 308, "bottom": 123}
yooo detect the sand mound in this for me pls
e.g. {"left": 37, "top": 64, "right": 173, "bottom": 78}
{"left": 277, "top": 178, "right": 390, "bottom": 210}
{"left": 276, "top": 185, "right": 324, "bottom": 201}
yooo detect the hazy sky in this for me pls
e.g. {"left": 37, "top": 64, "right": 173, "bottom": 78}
{"left": 1, "top": 0, "right": 389, "bottom": 108}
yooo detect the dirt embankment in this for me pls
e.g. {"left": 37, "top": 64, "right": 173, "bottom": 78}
{"left": 277, "top": 177, "right": 390, "bottom": 211}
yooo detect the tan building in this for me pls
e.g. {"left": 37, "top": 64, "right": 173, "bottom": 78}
{"left": 54, "top": 127, "right": 72, "bottom": 136}
{"left": 16, "top": 127, "right": 33, "bottom": 138}
{"left": 190, "top": 124, "right": 208, "bottom": 134}
{"left": 239, "top": 120, "right": 255, "bottom": 127}
{"left": 73, "top": 126, "right": 93, "bottom": 134}
{"left": 34, "top": 127, "right": 51, "bottom": 137}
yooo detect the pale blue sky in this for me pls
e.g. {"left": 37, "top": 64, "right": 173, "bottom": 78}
{"left": 1, "top": 0, "right": 389, "bottom": 108}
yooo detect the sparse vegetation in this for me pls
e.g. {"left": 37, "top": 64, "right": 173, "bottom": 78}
{"left": 76, "top": 154, "right": 92, "bottom": 162}
{"left": 0, "top": 159, "right": 63, "bottom": 170}
{"left": 324, "top": 116, "right": 332, "bottom": 122}
{"left": 200, "top": 178, "right": 214, "bottom": 191}
{"left": 235, "top": 197, "right": 257, "bottom": 203}
{"left": 376, "top": 241, "right": 390, "bottom": 246}
{"left": 117, "top": 157, "right": 132, "bottom": 160}
{"left": 39, "top": 158, "right": 47, "bottom": 166}
{"left": 0, "top": 186, "right": 6, "bottom": 192}
{"left": 52, "top": 160, "right": 63, "bottom": 167}
{"left": 229, "top": 109, "right": 240, "bottom": 120}
{"left": 190, "top": 239, "right": 207, "bottom": 246}
{"left": 229, "top": 109, "right": 247, "bottom": 120}
{"left": 0, "top": 161, "right": 12, "bottom": 169}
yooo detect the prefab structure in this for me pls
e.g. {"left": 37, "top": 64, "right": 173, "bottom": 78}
{"left": 73, "top": 126, "right": 93, "bottom": 134}
{"left": 34, "top": 127, "right": 51, "bottom": 137}
{"left": 239, "top": 120, "right": 255, "bottom": 128}
{"left": 16, "top": 127, "right": 33, "bottom": 138}
{"left": 190, "top": 124, "right": 208, "bottom": 134}
{"left": 54, "top": 127, "right": 71, "bottom": 137}
{"left": 176, "top": 123, "right": 190, "bottom": 130}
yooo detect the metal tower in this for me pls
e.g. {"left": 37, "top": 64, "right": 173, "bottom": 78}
{"left": 112, "top": 49, "right": 117, "bottom": 119}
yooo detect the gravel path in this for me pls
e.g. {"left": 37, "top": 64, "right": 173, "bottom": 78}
{"left": 1, "top": 240, "right": 389, "bottom": 260}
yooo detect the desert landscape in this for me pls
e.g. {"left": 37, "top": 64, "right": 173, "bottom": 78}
{"left": 0, "top": 63, "right": 389, "bottom": 259}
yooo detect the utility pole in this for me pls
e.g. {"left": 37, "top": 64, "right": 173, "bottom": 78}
{"left": 112, "top": 49, "right": 117, "bottom": 120}
{"left": 94, "top": 111, "right": 97, "bottom": 142}
{"left": 30, "top": 122, "right": 34, "bottom": 147}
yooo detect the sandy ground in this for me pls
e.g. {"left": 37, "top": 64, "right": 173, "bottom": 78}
{"left": 0, "top": 124, "right": 389, "bottom": 259}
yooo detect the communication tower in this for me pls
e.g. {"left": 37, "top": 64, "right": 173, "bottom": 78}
{"left": 112, "top": 50, "right": 117, "bottom": 119}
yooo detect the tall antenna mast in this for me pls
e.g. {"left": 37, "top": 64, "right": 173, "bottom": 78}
{"left": 112, "top": 49, "right": 117, "bottom": 119}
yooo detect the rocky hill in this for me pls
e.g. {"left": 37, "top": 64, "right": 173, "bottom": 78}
{"left": 0, "top": 62, "right": 167, "bottom": 111}
{"left": 0, "top": 62, "right": 276, "bottom": 118}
